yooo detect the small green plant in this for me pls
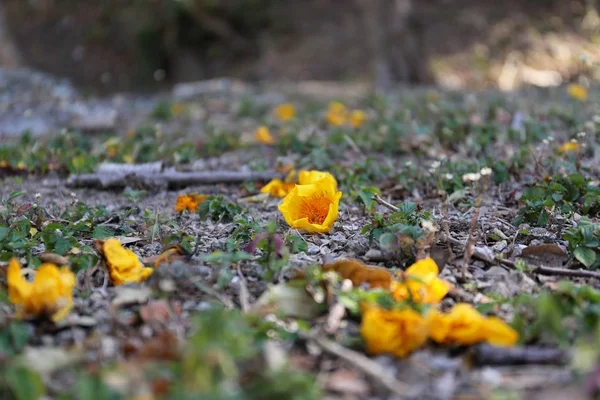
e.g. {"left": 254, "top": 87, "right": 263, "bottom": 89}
{"left": 246, "top": 221, "right": 290, "bottom": 281}
{"left": 564, "top": 217, "right": 600, "bottom": 268}
{"left": 362, "top": 201, "right": 429, "bottom": 244}
{"left": 198, "top": 195, "right": 243, "bottom": 223}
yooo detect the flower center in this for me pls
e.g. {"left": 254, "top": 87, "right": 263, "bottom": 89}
{"left": 299, "top": 194, "right": 332, "bottom": 224}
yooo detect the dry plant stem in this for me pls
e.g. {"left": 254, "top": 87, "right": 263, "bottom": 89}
{"left": 500, "top": 259, "right": 600, "bottom": 280}
{"left": 372, "top": 194, "right": 398, "bottom": 212}
{"left": 463, "top": 179, "right": 486, "bottom": 276}
{"left": 67, "top": 170, "right": 281, "bottom": 189}
{"left": 236, "top": 265, "right": 251, "bottom": 313}
{"left": 299, "top": 332, "right": 412, "bottom": 398}
{"left": 440, "top": 190, "right": 455, "bottom": 261}
{"left": 324, "top": 302, "right": 346, "bottom": 335}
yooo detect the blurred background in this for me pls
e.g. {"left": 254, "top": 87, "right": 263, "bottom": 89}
{"left": 1, "top": 0, "right": 600, "bottom": 93}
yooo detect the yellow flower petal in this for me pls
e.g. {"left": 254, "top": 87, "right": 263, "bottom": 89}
{"left": 360, "top": 305, "right": 428, "bottom": 358}
{"left": 102, "top": 238, "right": 153, "bottom": 285}
{"left": 298, "top": 170, "right": 338, "bottom": 190}
{"left": 326, "top": 101, "right": 348, "bottom": 126}
{"left": 174, "top": 193, "right": 207, "bottom": 212}
{"left": 7, "top": 258, "right": 75, "bottom": 322}
{"left": 349, "top": 110, "right": 367, "bottom": 128}
{"left": 274, "top": 103, "right": 296, "bottom": 122}
{"left": 481, "top": 317, "right": 519, "bottom": 347}
{"left": 278, "top": 178, "right": 342, "bottom": 234}
{"left": 567, "top": 84, "right": 587, "bottom": 101}
{"left": 392, "top": 258, "right": 449, "bottom": 304}
{"left": 260, "top": 179, "right": 295, "bottom": 198}
{"left": 254, "top": 126, "right": 275, "bottom": 145}
{"left": 558, "top": 141, "right": 581, "bottom": 153}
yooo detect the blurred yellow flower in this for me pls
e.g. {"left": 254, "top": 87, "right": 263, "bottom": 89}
{"left": 558, "top": 141, "right": 581, "bottom": 153}
{"left": 567, "top": 83, "right": 588, "bottom": 101}
{"left": 349, "top": 110, "right": 368, "bottom": 128}
{"left": 391, "top": 258, "right": 450, "bottom": 304}
{"left": 254, "top": 126, "right": 275, "bottom": 145}
{"left": 102, "top": 238, "right": 153, "bottom": 285}
{"left": 260, "top": 179, "right": 296, "bottom": 198}
{"left": 278, "top": 177, "right": 342, "bottom": 233}
{"left": 427, "top": 303, "right": 518, "bottom": 346}
{"left": 298, "top": 170, "right": 338, "bottom": 190}
{"left": 360, "top": 305, "right": 429, "bottom": 358}
{"left": 7, "top": 258, "right": 75, "bottom": 322}
{"left": 175, "top": 193, "right": 207, "bottom": 213}
{"left": 326, "top": 101, "right": 348, "bottom": 126}
{"left": 170, "top": 103, "right": 186, "bottom": 117}
{"left": 274, "top": 103, "right": 296, "bottom": 122}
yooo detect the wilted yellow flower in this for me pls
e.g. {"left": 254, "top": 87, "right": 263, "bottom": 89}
{"left": 170, "top": 103, "right": 186, "bottom": 117}
{"left": 391, "top": 258, "right": 450, "bottom": 304}
{"left": 278, "top": 177, "right": 342, "bottom": 233}
{"left": 567, "top": 83, "right": 587, "bottom": 101}
{"left": 102, "top": 238, "right": 153, "bottom": 285}
{"left": 326, "top": 101, "right": 348, "bottom": 126}
{"left": 360, "top": 305, "right": 429, "bottom": 358}
{"left": 349, "top": 110, "right": 367, "bottom": 128}
{"left": 274, "top": 103, "right": 296, "bottom": 122}
{"left": 558, "top": 140, "right": 581, "bottom": 153}
{"left": 297, "top": 170, "right": 338, "bottom": 190}
{"left": 175, "top": 193, "right": 207, "bottom": 213}
{"left": 427, "top": 303, "right": 517, "bottom": 346}
{"left": 260, "top": 179, "right": 296, "bottom": 198}
{"left": 254, "top": 126, "right": 275, "bottom": 145}
{"left": 7, "top": 258, "right": 75, "bottom": 322}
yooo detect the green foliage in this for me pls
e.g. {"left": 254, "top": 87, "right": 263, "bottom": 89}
{"left": 512, "top": 281, "right": 600, "bottom": 346}
{"left": 198, "top": 195, "right": 243, "bottom": 223}
{"left": 513, "top": 173, "right": 600, "bottom": 226}
{"left": 354, "top": 186, "right": 381, "bottom": 214}
{"left": 361, "top": 201, "right": 429, "bottom": 244}
{"left": 564, "top": 217, "right": 600, "bottom": 268}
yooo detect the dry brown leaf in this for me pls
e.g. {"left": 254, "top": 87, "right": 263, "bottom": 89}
{"left": 323, "top": 259, "right": 392, "bottom": 288}
{"left": 140, "top": 300, "right": 181, "bottom": 326}
{"left": 39, "top": 253, "right": 71, "bottom": 266}
{"left": 143, "top": 244, "right": 189, "bottom": 268}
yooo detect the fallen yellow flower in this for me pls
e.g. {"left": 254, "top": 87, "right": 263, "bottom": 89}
{"left": 7, "top": 258, "right": 75, "bottom": 322}
{"left": 298, "top": 170, "right": 338, "bottom": 190}
{"left": 274, "top": 103, "right": 296, "bottom": 122}
{"left": 391, "top": 258, "right": 450, "bottom": 304}
{"left": 254, "top": 126, "right": 275, "bottom": 145}
{"left": 260, "top": 178, "right": 296, "bottom": 198}
{"left": 360, "top": 305, "right": 429, "bottom": 358}
{"left": 427, "top": 303, "right": 518, "bottom": 346}
{"left": 349, "top": 110, "right": 367, "bottom": 128}
{"left": 174, "top": 193, "right": 207, "bottom": 213}
{"left": 558, "top": 141, "right": 581, "bottom": 153}
{"left": 567, "top": 83, "right": 587, "bottom": 101}
{"left": 100, "top": 238, "right": 153, "bottom": 285}
{"left": 326, "top": 101, "right": 348, "bottom": 126}
{"left": 278, "top": 177, "right": 342, "bottom": 233}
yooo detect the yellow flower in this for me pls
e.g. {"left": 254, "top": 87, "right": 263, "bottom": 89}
{"left": 260, "top": 179, "right": 296, "bottom": 198}
{"left": 7, "top": 258, "right": 75, "bottom": 322}
{"left": 297, "top": 170, "right": 338, "bottom": 190}
{"left": 174, "top": 193, "right": 207, "bottom": 212}
{"left": 558, "top": 141, "right": 581, "bottom": 153}
{"left": 427, "top": 303, "right": 518, "bottom": 346}
{"left": 102, "top": 238, "right": 153, "bottom": 285}
{"left": 254, "top": 126, "right": 275, "bottom": 145}
{"left": 349, "top": 110, "right": 367, "bottom": 128}
{"left": 326, "top": 101, "right": 348, "bottom": 126}
{"left": 360, "top": 305, "right": 429, "bottom": 358}
{"left": 391, "top": 258, "right": 450, "bottom": 304}
{"left": 567, "top": 83, "right": 587, "bottom": 101}
{"left": 278, "top": 178, "right": 342, "bottom": 234}
{"left": 274, "top": 103, "right": 296, "bottom": 122}
{"left": 170, "top": 103, "right": 186, "bottom": 117}
{"left": 0, "top": 160, "right": 8, "bottom": 168}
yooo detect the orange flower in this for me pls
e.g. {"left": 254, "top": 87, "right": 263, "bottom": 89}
{"left": 360, "top": 305, "right": 429, "bottom": 358}
{"left": 175, "top": 194, "right": 206, "bottom": 213}
{"left": 391, "top": 258, "right": 450, "bottom": 304}
{"left": 254, "top": 126, "right": 275, "bottom": 145}
{"left": 7, "top": 258, "right": 75, "bottom": 322}
{"left": 274, "top": 103, "right": 296, "bottom": 122}
{"left": 278, "top": 177, "right": 342, "bottom": 233}
{"left": 326, "top": 101, "right": 348, "bottom": 126}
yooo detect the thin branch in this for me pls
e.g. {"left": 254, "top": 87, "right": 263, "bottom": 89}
{"left": 298, "top": 332, "right": 413, "bottom": 398}
{"left": 236, "top": 265, "right": 251, "bottom": 313}
{"left": 372, "top": 194, "right": 398, "bottom": 212}
{"left": 500, "top": 258, "right": 600, "bottom": 280}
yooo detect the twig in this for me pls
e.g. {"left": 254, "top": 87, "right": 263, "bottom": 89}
{"left": 500, "top": 258, "right": 600, "bottom": 280}
{"left": 372, "top": 194, "right": 398, "bottom": 212}
{"left": 67, "top": 170, "right": 282, "bottom": 189}
{"left": 472, "top": 344, "right": 567, "bottom": 366}
{"left": 236, "top": 265, "right": 251, "bottom": 313}
{"left": 298, "top": 332, "right": 412, "bottom": 398}
{"left": 343, "top": 134, "right": 362, "bottom": 154}
{"left": 324, "top": 303, "right": 346, "bottom": 335}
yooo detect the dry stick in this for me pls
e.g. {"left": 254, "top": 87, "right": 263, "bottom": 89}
{"left": 67, "top": 170, "right": 282, "bottom": 189}
{"left": 372, "top": 194, "right": 399, "bottom": 212}
{"left": 236, "top": 265, "right": 251, "bottom": 313}
{"left": 298, "top": 332, "right": 412, "bottom": 398}
{"left": 500, "top": 258, "right": 600, "bottom": 280}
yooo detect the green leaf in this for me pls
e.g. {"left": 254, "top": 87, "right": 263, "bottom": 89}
{"left": 92, "top": 225, "right": 114, "bottom": 239}
{"left": 379, "top": 232, "right": 398, "bottom": 252}
{"left": 574, "top": 247, "right": 597, "bottom": 268}
{"left": 0, "top": 226, "right": 9, "bottom": 242}
{"left": 5, "top": 366, "right": 45, "bottom": 400}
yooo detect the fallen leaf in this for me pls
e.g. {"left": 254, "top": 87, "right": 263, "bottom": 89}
{"left": 140, "top": 300, "right": 181, "bottom": 325}
{"left": 324, "top": 369, "right": 369, "bottom": 395}
{"left": 143, "top": 244, "right": 189, "bottom": 268}
{"left": 39, "top": 253, "right": 70, "bottom": 266}
{"left": 323, "top": 259, "right": 392, "bottom": 288}
{"left": 136, "top": 331, "right": 180, "bottom": 362}
{"left": 112, "top": 286, "right": 151, "bottom": 308}
{"left": 252, "top": 284, "right": 324, "bottom": 319}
